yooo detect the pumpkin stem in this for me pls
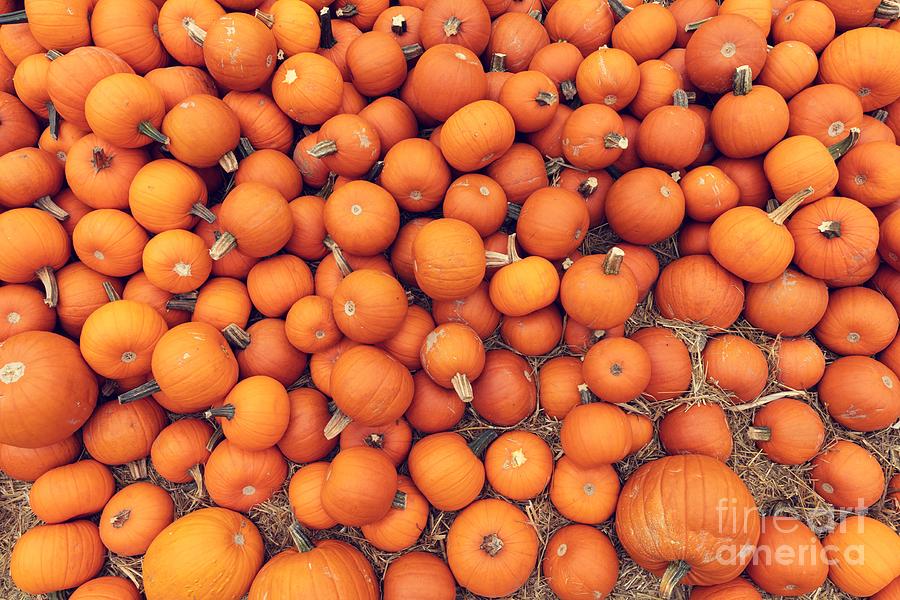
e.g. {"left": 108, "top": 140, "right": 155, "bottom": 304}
{"left": 732, "top": 65, "right": 753, "bottom": 96}
{"left": 659, "top": 560, "right": 691, "bottom": 599}
{"left": 317, "top": 171, "right": 338, "bottom": 199}
{"left": 606, "top": 164, "right": 623, "bottom": 180}
{"left": 190, "top": 202, "right": 216, "bottom": 224}
{"left": 166, "top": 291, "right": 198, "bottom": 312}
{"left": 535, "top": 90, "right": 558, "bottom": 106}
{"left": 45, "top": 50, "right": 63, "bottom": 60}
{"left": 490, "top": 53, "right": 507, "bottom": 72}
{"left": 118, "top": 379, "right": 162, "bottom": 404}
{"left": 287, "top": 374, "right": 311, "bottom": 391}
{"left": 603, "top": 247, "right": 625, "bottom": 275}
{"left": 817, "top": 220, "right": 842, "bottom": 239}
{"left": 366, "top": 159, "right": 385, "bottom": 181}
{"left": 603, "top": 132, "right": 629, "bottom": 150}
{"left": 102, "top": 281, "right": 121, "bottom": 302}
{"left": 364, "top": 432, "right": 385, "bottom": 448}
{"left": 392, "top": 490, "right": 408, "bottom": 510}
{"left": 319, "top": 8, "right": 336, "bottom": 49}
{"left": 109, "top": 509, "right": 131, "bottom": 528}
{"left": 209, "top": 231, "right": 238, "bottom": 261}
{"left": 560, "top": 79, "right": 577, "bottom": 101}
{"left": 528, "top": 9, "right": 543, "bottom": 22}
{"left": 238, "top": 137, "right": 255, "bottom": 157}
{"left": 577, "top": 383, "right": 592, "bottom": 404}
{"left": 747, "top": 425, "right": 772, "bottom": 441}
{"left": 205, "top": 403, "right": 236, "bottom": 421}
{"left": 289, "top": 522, "right": 316, "bottom": 552}
{"left": 468, "top": 429, "right": 500, "bottom": 456}
{"left": 480, "top": 533, "right": 505, "bottom": 557}
{"left": 485, "top": 233, "right": 521, "bottom": 267}
{"left": 219, "top": 151, "right": 239, "bottom": 173}
{"left": 46, "top": 102, "right": 59, "bottom": 140}
{"left": 451, "top": 372, "right": 473, "bottom": 402}
{"left": 443, "top": 15, "right": 462, "bottom": 36}
{"left": 607, "top": 0, "right": 632, "bottom": 18}
{"left": 182, "top": 17, "right": 207, "bottom": 46}
{"left": 506, "top": 202, "right": 522, "bottom": 221}
{"left": 873, "top": 109, "right": 889, "bottom": 123}
{"left": 672, "top": 89, "right": 690, "bottom": 108}
{"left": 875, "top": 0, "right": 900, "bottom": 19}
{"left": 206, "top": 426, "right": 224, "bottom": 451}
{"left": 768, "top": 186, "right": 813, "bottom": 225}
{"left": 323, "top": 236, "right": 353, "bottom": 276}
{"left": 91, "top": 146, "right": 113, "bottom": 172}
{"left": 828, "top": 127, "right": 860, "bottom": 160}
{"left": 188, "top": 464, "right": 205, "bottom": 496}
{"left": 35, "top": 266, "right": 59, "bottom": 307}
{"left": 126, "top": 458, "right": 148, "bottom": 480}
{"left": 335, "top": 3, "right": 358, "bottom": 17}
{"left": 577, "top": 176, "right": 599, "bottom": 198}
{"left": 324, "top": 407, "right": 352, "bottom": 439}
{"left": 0, "top": 9, "right": 26, "bottom": 24}
{"left": 138, "top": 121, "right": 170, "bottom": 145}
{"left": 684, "top": 16, "right": 713, "bottom": 31}
{"left": 33, "top": 196, "right": 69, "bottom": 221}
{"left": 307, "top": 139, "right": 338, "bottom": 159}
{"left": 391, "top": 14, "right": 407, "bottom": 34}
{"left": 101, "top": 379, "right": 118, "bottom": 397}
{"left": 222, "top": 323, "right": 251, "bottom": 349}
{"left": 254, "top": 9, "right": 275, "bottom": 27}
{"left": 402, "top": 43, "right": 423, "bottom": 61}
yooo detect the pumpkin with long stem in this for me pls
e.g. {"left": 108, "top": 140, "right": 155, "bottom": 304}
{"left": 98, "top": 482, "right": 174, "bottom": 556}
{"left": 0, "top": 147, "right": 69, "bottom": 219}
{"left": 487, "top": 233, "right": 559, "bottom": 316}
{"left": 28, "top": 459, "right": 114, "bottom": 524}
{"left": 360, "top": 475, "right": 429, "bottom": 551}
{"left": 205, "top": 376, "right": 289, "bottom": 452}
{"left": 150, "top": 418, "right": 212, "bottom": 493}
{"left": 84, "top": 74, "right": 169, "bottom": 148}
{"left": 12, "top": 53, "right": 58, "bottom": 139}
{"left": 419, "top": 322, "right": 485, "bottom": 402}
{"left": 209, "top": 182, "right": 293, "bottom": 261}
{"left": 560, "top": 247, "right": 638, "bottom": 329}
{"left": 10, "top": 521, "right": 104, "bottom": 595}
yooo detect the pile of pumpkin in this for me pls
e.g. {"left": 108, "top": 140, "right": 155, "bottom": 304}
{"left": 1, "top": 0, "right": 900, "bottom": 597}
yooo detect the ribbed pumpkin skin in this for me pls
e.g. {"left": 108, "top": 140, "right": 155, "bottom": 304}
{"left": 28, "top": 459, "right": 115, "bottom": 524}
{"left": 383, "top": 551, "right": 456, "bottom": 600}
{"left": 142, "top": 507, "right": 264, "bottom": 600}
{"left": 823, "top": 516, "right": 900, "bottom": 597}
{"left": 0, "top": 435, "right": 80, "bottom": 482}
{"left": 408, "top": 432, "right": 485, "bottom": 511}
{"left": 745, "top": 516, "right": 827, "bottom": 596}
{"left": 543, "top": 525, "right": 619, "bottom": 600}
{"left": 70, "top": 576, "right": 142, "bottom": 600}
{"left": 10, "top": 520, "right": 105, "bottom": 594}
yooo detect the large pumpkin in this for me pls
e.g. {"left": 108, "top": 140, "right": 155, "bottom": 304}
{"left": 616, "top": 455, "right": 762, "bottom": 596}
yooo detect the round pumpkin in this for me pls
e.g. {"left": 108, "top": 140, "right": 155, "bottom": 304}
{"left": 543, "top": 525, "right": 619, "bottom": 600}
{"left": 749, "top": 398, "right": 825, "bottom": 465}
{"left": 484, "top": 430, "right": 552, "bottom": 501}
{"left": 549, "top": 456, "right": 620, "bottom": 525}
{"left": 408, "top": 431, "right": 487, "bottom": 511}
{"left": 659, "top": 403, "right": 733, "bottom": 462}
{"left": 702, "top": 334, "right": 768, "bottom": 403}
{"left": 810, "top": 440, "right": 886, "bottom": 509}
{"left": 383, "top": 552, "right": 456, "bottom": 600}
{"left": 10, "top": 521, "right": 104, "bottom": 595}
{"left": 745, "top": 516, "right": 827, "bottom": 596}
{"left": 99, "top": 482, "right": 174, "bottom": 556}
{"left": 823, "top": 515, "right": 900, "bottom": 597}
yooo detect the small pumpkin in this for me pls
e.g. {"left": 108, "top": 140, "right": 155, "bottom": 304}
{"left": 659, "top": 403, "right": 733, "bottom": 462}
{"left": 332, "top": 269, "right": 407, "bottom": 344}
{"left": 99, "top": 482, "right": 174, "bottom": 556}
{"left": 406, "top": 370, "right": 466, "bottom": 433}
{"left": 549, "top": 456, "right": 620, "bottom": 524}
{"left": 703, "top": 334, "right": 768, "bottom": 404}
{"left": 684, "top": 14, "right": 768, "bottom": 94}
{"left": 383, "top": 552, "right": 456, "bottom": 600}
{"left": 560, "top": 248, "right": 638, "bottom": 330}
{"left": 543, "top": 525, "right": 619, "bottom": 600}
{"left": 583, "top": 337, "right": 651, "bottom": 404}
{"left": 205, "top": 440, "right": 287, "bottom": 513}
{"left": 775, "top": 338, "right": 826, "bottom": 390}
{"left": 320, "top": 446, "right": 398, "bottom": 527}
{"left": 560, "top": 402, "right": 633, "bottom": 467}
{"left": 82, "top": 397, "right": 167, "bottom": 477}
{"left": 711, "top": 65, "right": 790, "bottom": 159}
{"left": 408, "top": 431, "right": 489, "bottom": 511}
{"left": 360, "top": 475, "right": 430, "bottom": 551}
{"left": 10, "top": 521, "right": 104, "bottom": 595}
{"left": 744, "top": 269, "right": 828, "bottom": 336}
{"left": 161, "top": 94, "right": 241, "bottom": 171}
{"left": 0, "top": 435, "right": 80, "bottom": 482}
{"left": 606, "top": 167, "right": 685, "bottom": 245}
{"left": 420, "top": 322, "right": 485, "bottom": 402}
{"left": 745, "top": 515, "right": 828, "bottom": 596}
{"left": 817, "top": 356, "right": 900, "bottom": 432}
{"left": 471, "top": 348, "right": 536, "bottom": 426}
{"left": 749, "top": 398, "right": 824, "bottom": 465}
{"left": 823, "top": 515, "right": 900, "bottom": 597}
{"left": 631, "top": 327, "right": 692, "bottom": 402}
{"left": 814, "top": 286, "right": 898, "bottom": 356}
{"left": 207, "top": 376, "right": 290, "bottom": 451}
{"left": 655, "top": 255, "right": 745, "bottom": 328}
{"left": 29, "top": 459, "right": 115, "bottom": 524}
{"left": 150, "top": 418, "right": 213, "bottom": 491}
{"left": 70, "top": 577, "right": 142, "bottom": 600}
{"left": 484, "top": 430, "right": 551, "bottom": 501}
{"left": 810, "top": 440, "right": 886, "bottom": 509}
{"left": 439, "top": 100, "right": 515, "bottom": 172}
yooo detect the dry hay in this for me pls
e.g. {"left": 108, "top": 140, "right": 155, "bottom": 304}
{"left": 1, "top": 226, "right": 898, "bottom": 600}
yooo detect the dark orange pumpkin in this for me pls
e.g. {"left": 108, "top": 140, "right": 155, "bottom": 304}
{"left": 655, "top": 255, "right": 745, "bottom": 328}
{"left": 204, "top": 440, "right": 287, "bottom": 512}
{"left": 810, "top": 440, "right": 885, "bottom": 509}
{"left": 749, "top": 398, "right": 824, "bottom": 465}
{"left": 818, "top": 355, "right": 900, "bottom": 432}
{"left": 703, "top": 334, "right": 768, "bottom": 404}
{"left": 549, "top": 456, "right": 620, "bottom": 524}
{"left": 659, "top": 403, "right": 733, "bottom": 462}
{"left": 684, "top": 14, "right": 768, "bottom": 94}
{"left": 775, "top": 337, "right": 826, "bottom": 390}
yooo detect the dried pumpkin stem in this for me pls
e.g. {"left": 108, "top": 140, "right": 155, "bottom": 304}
{"left": 91, "top": 146, "right": 112, "bottom": 172}
{"left": 607, "top": 0, "right": 632, "bottom": 18}
{"left": 659, "top": 560, "right": 691, "bottom": 599}
{"left": 222, "top": 323, "right": 251, "bottom": 349}
{"left": 577, "top": 176, "right": 598, "bottom": 198}
{"left": 604, "top": 132, "right": 629, "bottom": 150}
{"left": 364, "top": 433, "right": 385, "bottom": 448}
{"left": 46, "top": 102, "right": 59, "bottom": 140}
{"left": 45, "top": 50, "right": 62, "bottom": 60}
{"left": 219, "top": 151, "right": 239, "bottom": 173}
{"left": 828, "top": 127, "right": 860, "bottom": 160}
{"left": 254, "top": 9, "right": 275, "bottom": 27}
{"left": 307, "top": 139, "right": 338, "bottom": 158}
{"left": 480, "top": 533, "right": 504, "bottom": 556}
{"left": 391, "top": 14, "right": 407, "bottom": 34}
{"left": 0, "top": 9, "right": 26, "bottom": 24}
{"left": 102, "top": 281, "right": 121, "bottom": 302}
{"left": 366, "top": 160, "right": 385, "bottom": 181}
{"left": 672, "top": 89, "right": 690, "bottom": 108}
{"left": 118, "top": 379, "right": 162, "bottom": 404}
{"left": 768, "top": 186, "right": 813, "bottom": 225}
{"left": 468, "top": 429, "right": 499, "bottom": 456}
{"left": 873, "top": 109, "right": 889, "bottom": 123}
{"left": 126, "top": 458, "right": 148, "bottom": 480}
{"left": 732, "top": 65, "right": 753, "bottom": 96}
{"left": 335, "top": 4, "right": 358, "bottom": 17}
{"left": 188, "top": 464, "right": 205, "bottom": 496}
{"left": 603, "top": 247, "right": 625, "bottom": 275}
{"left": 451, "top": 372, "right": 473, "bottom": 402}
{"left": 747, "top": 425, "right": 772, "bottom": 441}
{"left": 402, "top": 44, "right": 423, "bottom": 61}
{"left": 489, "top": 53, "right": 507, "bottom": 72}
{"left": 506, "top": 202, "right": 522, "bottom": 221}
{"left": 535, "top": 90, "right": 557, "bottom": 106}
{"left": 527, "top": 9, "right": 542, "bottom": 22}
{"left": 205, "top": 404, "right": 236, "bottom": 420}
{"left": 289, "top": 522, "right": 315, "bottom": 552}
{"left": 323, "top": 236, "right": 353, "bottom": 276}
{"left": 109, "top": 509, "right": 131, "bottom": 528}
{"left": 206, "top": 426, "right": 224, "bottom": 451}
{"left": 560, "top": 80, "right": 577, "bottom": 101}
{"left": 101, "top": 379, "right": 118, "bottom": 397}
{"left": 577, "top": 383, "right": 593, "bottom": 404}
{"left": 138, "top": 121, "right": 170, "bottom": 145}
{"left": 35, "top": 266, "right": 59, "bottom": 308}
{"left": 166, "top": 291, "right": 198, "bottom": 312}
{"left": 319, "top": 8, "right": 336, "bottom": 49}
{"left": 317, "top": 171, "right": 338, "bottom": 199}
{"left": 287, "top": 374, "right": 311, "bottom": 391}
{"left": 875, "top": 0, "right": 900, "bottom": 19}
{"left": 324, "top": 408, "right": 353, "bottom": 439}
{"left": 818, "top": 220, "right": 842, "bottom": 239}
{"left": 486, "top": 233, "right": 521, "bottom": 267}
{"left": 190, "top": 202, "right": 216, "bottom": 223}
{"left": 684, "top": 16, "right": 713, "bottom": 31}
{"left": 392, "top": 490, "right": 408, "bottom": 510}
{"left": 238, "top": 137, "right": 255, "bottom": 157}
{"left": 209, "top": 231, "right": 238, "bottom": 260}
{"left": 606, "top": 164, "right": 623, "bottom": 180}
{"left": 443, "top": 15, "right": 462, "bottom": 36}
{"left": 182, "top": 18, "right": 207, "bottom": 46}
{"left": 33, "top": 196, "right": 69, "bottom": 221}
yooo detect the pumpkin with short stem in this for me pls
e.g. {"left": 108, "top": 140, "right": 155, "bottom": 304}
{"left": 582, "top": 337, "right": 651, "bottom": 404}
{"left": 28, "top": 459, "right": 114, "bottom": 524}
{"left": 0, "top": 147, "right": 65, "bottom": 218}
{"left": 703, "top": 334, "right": 768, "bottom": 404}
{"left": 447, "top": 498, "right": 539, "bottom": 598}
{"left": 527, "top": 41, "right": 581, "bottom": 102}
{"left": 82, "top": 397, "right": 167, "bottom": 478}
{"left": 194, "top": 211, "right": 257, "bottom": 282}
{"left": 711, "top": 65, "right": 790, "bottom": 159}
{"left": 814, "top": 287, "right": 898, "bottom": 356}
{"left": 340, "top": 418, "right": 412, "bottom": 467}
{"left": 0, "top": 435, "right": 80, "bottom": 482}
{"left": 65, "top": 134, "right": 149, "bottom": 210}
{"left": 515, "top": 187, "right": 590, "bottom": 257}
{"left": 498, "top": 70, "right": 559, "bottom": 133}
{"left": 248, "top": 524, "right": 379, "bottom": 600}
{"left": 56, "top": 263, "right": 125, "bottom": 335}
{"left": 560, "top": 402, "right": 633, "bottom": 467}
{"left": 286, "top": 295, "right": 343, "bottom": 354}
{"left": 744, "top": 269, "right": 828, "bottom": 336}
{"left": 384, "top": 552, "right": 456, "bottom": 600}
{"left": 210, "top": 182, "right": 293, "bottom": 261}
{"left": 655, "top": 255, "right": 745, "bottom": 328}
{"left": 82, "top": 74, "right": 168, "bottom": 149}
{"left": 326, "top": 344, "right": 414, "bottom": 438}
{"left": 440, "top": 100, "right": 515, "bottom": 172}
{"left": 483, "top": 430, "right": 551, "bottom": 501}
{"left": 272, "top": 51, "right": 343, "bottom": 125}
{"left": 756, "top": 41, "right": 818, "bottom": 100}
{"left": 690, "top": 579, "right": 762, "bottom": 599}
{"left": 37, "top": 118, "right": 87, "bottom": 163}
{"left": 320, "top": 446, "right": 398, "bottom": 527}
{"left": 184, "top": 277, "right": 251, "bottom": 340}
{"left": 406, "top": 370, "right": 466, "bottom": 433}
{"left": 500, "top": 304, "right": 564, "bottom": 356}
{"left": 150, "top": 418, "right": 212, "bottom": 492}
{"left": 560, "top": 248, "right": 638, "bottom": 330}
{"left": 418, "top": 0, "right": 490, "bottom": 52}
{"left": 420, "top": 322, "right": 485, "bottom": 403}
{"left": 820, "top": 27, "right": 900, "bottom": 112}
{"left": 141, "top": 229, "right": 212, "bottom": 293}
{"left": 810, "top": 440, "right": 885, "bottom": 509}
{"left": 749, "top": 398, "right": 824, "bottom": 465}
{"left": 413, "top": 218, "right": 486, "bottom": 301}
{"left": 557, "top": 168, "right": 611, "bottom": 228}
{"left": 630, "top": 327, "right": 692, "bottom": 402}
{"left": 789, "top": 83, "right": 863, "bottom": 146}
{"left": 488, "top": 236, "right": 558, "bottom": 317}
{"left": 207, "top": 376, "right": 289, "bottom": 452}
{"left": 824, "top": 515, "right": 900, "bottom": 597}
{"left": 0, "top": 284, "right": 55, "bottom": 342}
{"left": 98, "top": 482, "right": 174, "bottom": 556}
{"left": 684, "top": 14, "right": 767, "bottom": 94}
{"left": 196, "top": 12, "right": 277, "bottom": 91}
{"left": 538, "top": 356, "right": 589, "bottom": 419}
{"left": 561, "top": 104, "right": 627, "bottom": 170}
{"left": 161, "top": 94, "right": 240, "bottom": 171}
{"left": 0, "top": 331, "right": 97, "bottom": 448}
{"left": 275, "top": 387, "right": 335, "bottom": 463}
{"left": 668, "top": 0, "right": 718, "bottom": 47}
{"left": 221, "top": 91, "right": 293, "bottom": 154}
{"left": 143, "top": 507, "right": 264, "bottom": 600}
{"left": 307, "top": 113, "right": 381, "bottom": 179}
{"left": 564, "top": 320, "right": 623, "bottom": 357}
{"left": 156, "top": 0, "right": 224, "bottom": 66}
{"left": 659, "top": 404, "right": 733, "bottom": 462}
{"left": 543, "top": 0, "right": 611, "bottom": 54}
{"left": 332, "top": 269, "right": 407, "bottom": 344}
{"left": 128, "top": 159, "right": 211, "bottom": 233}
{"left": 442, "top": 174, "right": 507, "bottom": 236}
{"left": 324, "top": 180, "right": 400, "bottom": 257}
{"left": 617, "top": 455, "right": 761, "bottom": 597}
{"left": 408, "top": 431, "right": 492, "bottom": 511}
{"left": 681, "top": 165, "right": 740, "bottom": 223}
{"left": 838, "top": 141, "right": 900, "bottom": 208}
{"left": 378, "top": 305, "right": 435, "bottom": 371}
{"left": 70, "top": 576, "right": 142, "bottom": 600}
{"left": 288, "top": 462, "right": 337, "bottom": 529}
{"left": 636, "top": 89, "right": 703, "bottom": 171}
{"left": 361, "top": 475, "right": 430, "bottom": 551}
{"left": 776, "top": 338, "right": 826, "bottom": 390}
{"left": 236, "top": 318, "right": 308, "bottom": 385}
{"left": 372, "top": 5, "right": 423, "bottom": 47}
{"left": 543, "top": 525, "right": 619, "bottom": 600}
{"left": 205, "top": 440, "right": 287, "bottom": 513}
{"left": 72, "top": 209, "right": 148, "bottom": 277}
{"left": 91, "top": 0, "right": 167, "bottom": 73}
{"left": 10, "top": 520, "right": 104, "bottom": 595}
{"left": 484, "top": 144, "right": 548, "bottom": 205}
{"left": 746, "top": 515, "right": 827, "bottom": 596}
{"left": 818, "top": 356, "right": 900, "bottom": 432}
{"left": 381, "top": 138, "right": 451, "bottom": 213}
{"left": 606, "top": 168, "right": 685, "bottom": 244}
{"left": 575, "top": 46, "right": 639, "bottom": 111}
{"left": 145, "top": 66, "right": 219, "bottom": 111}
{"left": 255, "top": 0, "right": 319, "bottom": 56}
{"left": 549, "top": 456, "right": 619, "bottom": 524}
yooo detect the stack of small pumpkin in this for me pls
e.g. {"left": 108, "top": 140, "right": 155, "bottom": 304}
{"left": 0, "top": 0, "right": 899, "bottom": 597}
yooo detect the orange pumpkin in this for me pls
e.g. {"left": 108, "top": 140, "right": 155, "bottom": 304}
{"left": 361, "top": 475, "right": 430, "bottom": 551}
{"left": 145, "top": 65, "right": 219, "bottom": 112}
{"left": 818, "top": 356, "right": 900, "bottom": 432}
{"left": 320, "top": 446, "right": 398, "bottom": 526}
{"left": 378, "top": 305, "right": 434, "bottom": 370}
{"left": 324, "top": 180, "right": 399, "bottom": 256}
{"left": 256, "top": 0, "right": 320, "bottom": 56}
{"left": 684, "top": 14, "right": 767, "bottom": 94}
{"left": 420, "top": 322, "right": 485, "bottom": 402}
{"left": 606, "top": 167, "right": 685, "bottom": 244}
{"left": 823, "top": 515, "right": 900, "bottom": 597}
{"left": 208, "top": 376, "right": 289, "bottom": 451}
{"left": 201, "top": 12, "right": 277, "bottom": 91}
{"left": 0, "top": 435, "right": 80, "bottom": 482}
{"left": 420, "top": 0, "right": 490, "bottom": 52}
{"left": 550, "top": 456, "right": 620, "bottom": 524}
{"left": 72, "top": 209, "right": 148, "bottom": 278}
{"left": 288, "top": 461, "right": 338, "bottom": 529}
{"left": 332, "top": 269, "right": 407, "bottom": 343}
{"left": 383, "top": 552, "right": 456, "bottom": 600}
{"left": 141, "top": 229, "right": 211, "bottom": 294}
{"left": 99, "top": 482, "right": 174, "bottom": 556}
{"left": 340, "top": 418, "right": 412, "bottom": 467}
{"left": 631, "top": 327, "right": 692, "bottom": 402}
{"left": 537, "top": 356, "right": 588, "bottom": 419}
{"left": 408, "top": 431, "right": 488, "bottom": 511}
{"left": 150, "top": 418, "right": 213, "bottom": 490}
{"left": 749, "top": 398, "right": 824, "bottom": 465}
{"left": 500, "top": 304, "right": 564, "bottom": 356}
{"left": 205, "top": 440, "right": 287, "bottom": 512}
{"left": 560, "top": 402, "right": 633, "bottom": 467}
{"left": 543, "top": 525, "right": 619, "bottom": 600}
{"left": 0, "top": 284, "right": 55, "bottom": 342}
{"left": 162, "top": 94, "right": 241, "bottom": 171}
{"left": 413, "top": 218, "right": 486, "bottom": 301}
{"left": 482, "top": 430, "right": 551, "bottom": 501}
{"left": 775, "top": 337, "right": 826, "bottom": 390}
{"left": 91, "top": 0, "right": 167, "bottom": 74}
{"left": 275, "top": 387, "right": 336, "bottom": 464}
{"left": 82, "top": 397, "right": 167, "bottom": 476}
{"left": 23, "top": 0, "right": 93, "bottom": 51}
{"left": 690, "top": 579, "right": 762, "bottom": 599}
{"left": 272, "top": 51, "right": 343, "bottom": 125}
{"left": 814, "top": 286, "right": 898, "bottom": 356}
{"left": 10, "top": 520, "right": 104, "bottom": 595}
{"left": 764, "top": 135, "right": 840, "bottom": 204}
{"left": 70, "top": 577, "right": 142, "bottom": 600}
{"left": 756, "top": 40, "right": 818, "bottom": 100}
{"left": 406, "top": 370, "right": 466, "bottom": 433}
{"left": 470, "top": 349, "right": 536, "bottom": 426}
{"left": 655, "top": 255, "right": 745, "bottom": 328}
{"left": 702, "top": 334, "right": 768, "bottom": 404}
{"left": 211, "top": 182, "right": 293, "bottom": 261}
{"left": 583, "top": 337, "right": 651, "bottom": 404}
{"left": 744, "top": 269, "right": 828, "bottom": 336}
{"left": 745, "top": 515, "right": 827, "bottom": 596}
{"left": 820, "top": 28, "right": 900, "bottom": 112}
{"left": 660, "top": 403, "right": 733, "bottom": 462}
{"left": 223, "top": 90, "right": 294, "bottom": 154}
{"left": 28, "top": 459, "right": 114, "bottom": 524}
{"left": 439, "top": 100, "right": 515, "bottom": 172}
{"left": 811, "top": 440, "right": 885, "bottom": 509}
